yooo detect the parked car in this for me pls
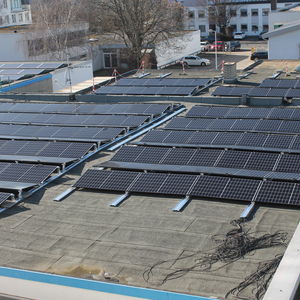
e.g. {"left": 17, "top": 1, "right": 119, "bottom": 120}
{"left": 209, "top": 41, "right": 225, "bottom": 51}
{"left": 200, "top": 41, "right": 210, "bottom": 52}
{"left": 233, "top": 32, "right": 246, "bottom": 40}
{"left": 226, "top": 41, "right": 241, "bottom": 51}
{"left": 182, "top": 56, "right": 211, "bottom": 66}
{"left": 250, "top": 51, "right": 268, "bottom": 60}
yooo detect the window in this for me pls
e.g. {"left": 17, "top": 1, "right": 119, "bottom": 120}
{"left": 263, "top": 24, "right": 269, "bottom": 31}
{"left": 198, "top": 10, "right": 205, "bottom": 18}
{"left": 241, "top": 24, "right": 248, "bottom": 31}
{"left": 18, "top": 13, "right": 23, "bottom": 22}
{"left": 199, "top": 25, "right": 206, "bottom": 32}
{"left": 240, "top": 9, "right": 247, "bottom": 17}
{"left": 11, "top": 0, "right": 21, "bottom": 9}
{"left": 11, "top": 14, "right": 16, "bottom": 23}
{"left": 230, "top": 9, "right": 237, "bottom": 17}
{"left": 3, "top": 0, "right": 7, "bottom": 8}
{"left": 251, "top": 9, "right": 258, "bottom": 16}
{"left": 188, "top": 11, "right": 195, "bottom": 18}
{"left": 231, "top": 24, "right": 237, "bottom": 31}
{"left": 0, "top": 17, "right": 2, "bottom": 25}
{"left": 262, "top": 9, "right": 269, "bottom": 16}
{"left": 25, "top": 12, "right": 29, "bottom": 21}
{"left": 4, "top": 15, "right": 9, "bottom": 23}
{"left": 252, "top": 25, "right": 258, "bottom": 31}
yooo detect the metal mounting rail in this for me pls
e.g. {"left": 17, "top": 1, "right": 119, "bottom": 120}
{"left": 110, "top": 192, "right": 130, "bottom": 207}
{"left": 240, "top": 201, "right": 256, "bottom": 219}
{"left": 173, "top": 196, "right": 191, "bottom": 212}
{"left": 11, "top": 104, "right": 185, "bottom": 209}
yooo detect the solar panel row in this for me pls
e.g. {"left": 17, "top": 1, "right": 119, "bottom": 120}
{"left": 95, "top": 86, "right": 196, "bottom": 96}
{"left": 74, "top": 169, "right": 300, "bottom": 206}
{"left": 259, "top": 78, "right": 300, "bottom": 89}
{"left": 115, "top": 78, "right": 211, "bottom": 87}
{"left": 0, "top": 113, "right": 148, "bottom": 128}
{"left": 0, "top": 140, "right": 94, "bottom": 159}
{"left": 187, "top": 105, "right": 300, "bottom": 120}
{"left": 212, "top": 86, "right": 300, "bottom": 98}
{"left": 0, "top": 162, "right": 57, "bottom": 184}
{"left": 111, "top": 146, "right": 300, "bottom": 174}
{"left": 0, "top": 102, "right": 170, "bottom": 116}
{"left": 0, "top": 69, "right": 45, "bottom": 76}
{"left": 0, "top": 124, "right": 124, "bottom": 142}
{"left": 165, "top": 116, "right": 300, "bottom": 134}
{"left": 0, "top": 62, "right": 65, "bottom": 69}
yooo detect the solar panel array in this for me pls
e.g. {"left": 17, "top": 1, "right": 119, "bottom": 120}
{"left": 259, "top": 79, "right": 300, "bottom": 89}
{"left": 74, "top": 169, "right": 300, "bottom": 206}
{"left": 0, "top": 101, "right": 175, "bottom": 208}
{"left": 212, "top": 86, "right": 300, "bottom": 98}
{"left": 0, "top": 102, "right": 170, "bottom": 116}
{"left": 0, "top": 62, "right": 65, "bottom": 69}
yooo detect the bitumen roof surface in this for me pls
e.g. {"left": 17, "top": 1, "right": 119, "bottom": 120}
{"left": 0, "top": 100, "right": 299, "bottom": 300}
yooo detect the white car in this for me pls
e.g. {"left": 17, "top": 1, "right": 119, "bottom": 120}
{"left": 200, "top": 41, "right": 210, "bottom": 52}
{"left": 233, "top": 32, "right": 246, "bottom": 40}
{"left": 182, "top": 56, "right": 211, "bottom": 66}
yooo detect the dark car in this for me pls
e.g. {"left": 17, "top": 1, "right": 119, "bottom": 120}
{"left": 227, "top": 41, "right": 241, "bottom": 51}
{"left": 250, "top": 51, "right": 268, "bottom": 60}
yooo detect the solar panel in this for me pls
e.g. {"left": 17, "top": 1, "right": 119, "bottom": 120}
{"left": 277, "top": 79, "right": 297, "bottom": 88}
{"left": 15, "top": 141, "right": 48, "bottom": 156}
{"left": 278, "top": 121, "right": 300, "bottom": 134}
{"left": 190, "top": 176, "right": 230, "bottom": 198}
{"left": 211, "top": 132, "right": 242, "bottom": 145}
{"left": 254, "top": 120, "right": 282, "bottom": 132}
{"left": 111, "top": 146, "right": 144, "bottom": 162}
{"left": 275, "top": 154, "right": 300, "bottom": 173}
{"left": 284, "top": 89, "right": 300, "bottom": 98}
{"left": 187, "top": 149, "right": 223, "bottom": 166}
{"left": 38, "top": 142, "right": 72, "bottom": 157}
{"left": 244, "top": 152, "right": 279, "bottom": 171}
{"left": 217, "top": 150, "right": 251, "bottom": 168}
{"left": 208, "top": 119, "right": 235, "bottom": 130}
{"left": 0, "top": 140, "right": 28, "bottom": 155}
{"left": 248, "top": 88, "right": 270, "bottom": 97}
{"left": 266, "top": 89, "right": 288, "bottom": 97}
{"left": 230, "top": 119, "right": 259, "bottom": 131}
{"left": 140, "top": 130, "right": 170, "bottom": 143}
{"left": 59, "top": 143, "right": 94, "bottom": 158}
{"left": 121, "top": 116, "right": 148, "bottom": 127}
{"left": 212, "top": 86, "right": 233, "bottom": 96}
{"left": 158, "top": 174, "right": 197, "bottom": 195}
{"left": 221, "top": 178, "right": 260, "bottom": 201}
{"left": 255, "top": 181, "right": 295, "bottom": 205}
{"left": 187, "top": 118, "right": 214, "bottom": 130}
{"left": 247, "top": 108, "right": 271, "bottom": 118}
{"left": 129, "top": 172, "right": 168, "bottom": 193}
{"left": 18, "top": 165, "right": 57, "bottom": 183}
{"left": 100, "top": 170, "right": 139, "bottom": 191}
{"left": 144, "top": 104, "right": 170, "bottom": 115}
{"left": 0, "top": 163, "right": 32, "bottom": 182}
{"left": 290, "top": 136, "right": 300, "bottom": 150}
{"left": 263, "top": 134, "right": 294, "bottom": 149}
{"left": 205, "top": 107, "right": 231, "bottom": 117}
{"left": 226, "top": 107, "right": 252, "bottom": 118}
{"left": 187, "top": 131, "right": 218, "bottom": 145}
{"left": 162, "top": 148, "right": 196, "bottom": 165}
{"left": 134, "top": 147, "right": 170, "bottom": 164}
{"left": 162, "top": 131, "right": 194, "bottom": 143}
{"left": 290, "top": 109, "right": 300, "bottom": 120}
{"left": 74, "top": 169, "right": 113, "bottom": 189}
{"left": 259, "top": 79, "right": 280, "bottom": 88}
{"left": 165, "top": 117, "right": 191, "bottom": 129}
{"left": 185, "top": 106, "right": 211, "bottom": 117}
{"left": 288, "top": 184, "right": 300, "bottom": 205}
{"left": 268, "top": 108, "right": 294, "bottom": 119}
{"left": 0, "top": 192, "right": 12, "bottom": 205}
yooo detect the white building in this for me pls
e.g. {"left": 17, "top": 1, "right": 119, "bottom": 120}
{"left": 264, "top": 5, "right": 300, "bottom": 59}
{"left": 0, "top": 0, "right": 32, "bottom": 28}
{"left": 179, "top": 0, "right": 300, "bottom": 37}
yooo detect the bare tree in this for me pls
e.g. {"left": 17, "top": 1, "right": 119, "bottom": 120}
{"left": 93, "top": 0, "right": 184, "bottom": 67}
{"left": 28, "top": 0, "right": 88, "bottom": 60}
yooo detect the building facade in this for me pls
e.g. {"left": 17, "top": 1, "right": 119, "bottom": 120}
{"left": 179, "top": 0, "right": 300, "bottom": 37}
{"left": 0, "top": 0, "right": 32, "bottom": 28}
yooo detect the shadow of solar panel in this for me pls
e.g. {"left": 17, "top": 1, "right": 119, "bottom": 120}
{"left": 59, "top": 142, "right": 94, "bottom": 158}
{"left": 144, "top": 104, "right": 170, "bottom": 115}
{"left": 221, "top": 178, "right": 260, "bottom": 201}
{"left": 285, "top": 89, "right": 300, "bottom": 98}
{"left": 268, "top": 108, "right": 295, "bottom": 119}
{"left": 212, "top": 86, "right": 233, "bottom": 96}
{"left": 230, "top": 119, "right": 259, "bottom": 131}
{"left": 19, "top": 165, "right": 57, "bottom": 184}
{"left": 288, "top": 184, "right": 300, "bottom": 206}
{"left": 205, "top": 107, "right": 231, "bottom": 117}
{"left": 237, "top": 133, "right": 268, "bottom": 147}
{"left": 226, "top": 107, "right": 251, "bottom": 118}
{"left": 263, "top": 134, "right": 294, "bottom": 149}
{"left": 0, "top": 192, "right": 12, "bottom": 205}
{"left": 275, "top": 154, "right": 300, "bottom": 173}
{"left": 217, "top": 150, "right": 251, "bottom": 168}
{"left": 208, "top": 119, "right": 235, "bottom": 130}
{"left": 254, "top": 120, "right": 282, "bottom": 132}
{"left": 165, "top": 117, "right": 191, "bottom": 129}
{"left": 162, "top": 130, "right": 194, "bottom": 143}
{"left": 266, "top": 89, "right": 288, "bottom": 97}
{"left": 245, "top": 152, "right": 279, "bottom": 171}
{"left": 129, "top": 173, "right": 168, "bottom": 193}
{"left": 187, "top": 131, "right": 218, "bottom": 145}
{"left": 259, "top": 79, "right": 280, "bottom": 88}
{"left": 140, "top": 130, "right": 170, "bottom": 143}
{"left": 190, "top": 175, "right": 230, "bottom": 198}
{"left": 100, "top": 170, "right": 139, "bottom": 192}
{"left": 158, "top": 174, "right": 197, "bottom": 195}
{"left": 0, "top": 163, "right": 33, "bottom": 182}
{"left": 111, "top": 146, "right": 145, "bottom": 162}
{"left": 186, "top": 106, "right": 211, "bottom": 117}
{"left": 74, "top": 169, "right": 112, "bottom": 189}
{"left": 278, "top": 121, "right": 300, "bottom": 133}
{"left": 188, "top": 149, "right": 222, "bottom": 166}
{"left": 277, "top": 79, "right": 297, "bottom": 88}
{"left": 135, "top": 147, "right": 170, "bottom": 164}
{"left": 230, "top": 87, "right": 251, "bottom": 96}
{"left": 187, "top": 118, "right": 214, "bottom": 130}
{"left": 248, "top": 88, "right": 270, "bottom": 97}
{"left": 211, "top": 132, "right": 242, "bottom": 145}
{"left": 161, "top": 148, "right": 196, "bottom": 165}
{"left": 16, "top": 141, "right": 48, "bottom": 156}
{"left": 255, "top": 181, "right": 295, "bottom": 205}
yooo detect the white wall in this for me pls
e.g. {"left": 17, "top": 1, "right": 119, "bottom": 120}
{"left": 268, "top": 29, "right": 300, "bottom": 59}
{"left": 0, "top": 32, "right": 27, "bottom": 60}
{"left": 52, "top": 60, "right": 93, "bottom": 92}
{"left": 269, "top": 10, "right": 300, "bottom": 30}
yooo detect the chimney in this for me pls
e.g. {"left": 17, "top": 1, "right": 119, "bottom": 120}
{"left": 271, "top": 0, "right": 277, "bottom": 11}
